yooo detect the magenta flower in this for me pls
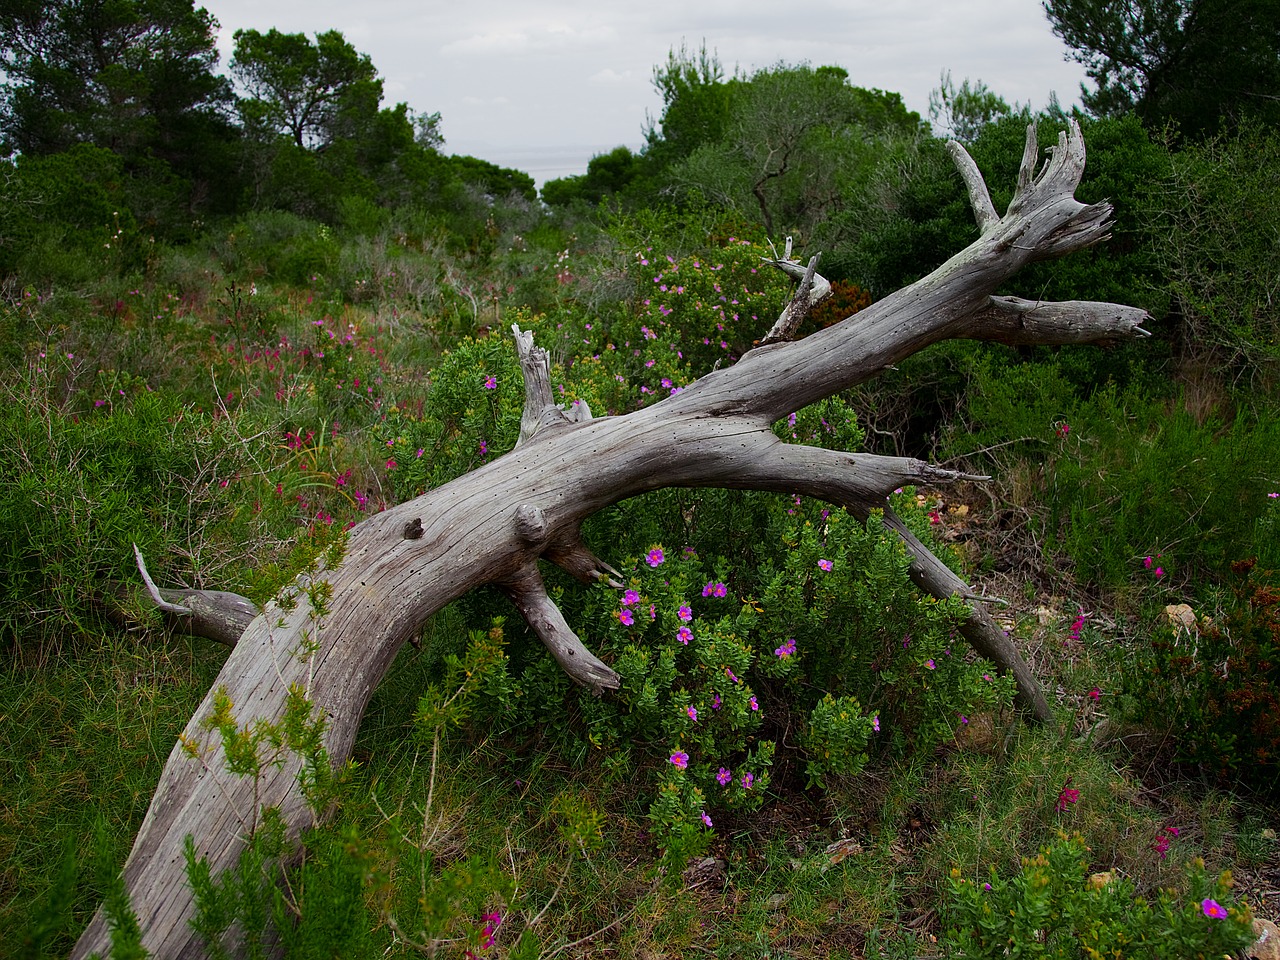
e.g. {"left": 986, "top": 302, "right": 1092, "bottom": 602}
{"left": 774, "top": 637, "right": 796, "bottom": 658}
{"left": 618, "top": 609, "right": 634, "bottom": 626}
{"left": 385, "top": 459, "right": 397, "bottom": 470}
{"left": 686, "top": 705, "right": 698, "bottom": 721}
{"left": 741, "top": 772, "right": 755, "bottom": 789}
{"left": 818, "top": 558, "right": 833, "bottom": 571}
{"left": 646, "top": 547, "right": 665, "bottom": 567}
{"left": 1202, "top": 899, "right": 1227, "bottom": 919}
{"left": 677, "top": 605, "right": 692, "bottom": 622}
{"left": 1144, "top": 555, "right": 1153, "bottom": 569}
{"left": 1154, "top": 566, "right": 1164, "bottom": 578}
{"left": 712, "top": 693, "right": 722, "bottom": 710}
{"left": 701, "top": 811, "right": 713, "bottom": 828}
{"left": 716, "top": 766, "right": 731, "bottom": 785}
{"left": 480, "top": 911, "right": 502, "bottom": 947}
{"left": 725, "top": 667, "right": 739, "bottom": 684}
{"left": 1088, "top": 687, "right": 1101, "bottom": 701}
{"left": 925, "top": 659, "right": 936, "bottom": 670}
{"left": 483, "top": 375, "right": 497, "bottom": 389}
{"left": 669, "top": 751, "right": 689, "bottom": 769}
{"left": 1055, "top": 778, "right": 1080, "bottom": 813}
{"left": 622, "top": 589, "right": 640, "bottom": 606}
{"left": 872, "top": 715, "right": 880, "bottom": 732}
{"left": 749, "top": 695, "right": 759, "bottom": 711}
{"left": 702, "top": 581, "right": 727, "bottom": 598}
{"left": 677, "top": 626, "right": 693, "bottom": 645}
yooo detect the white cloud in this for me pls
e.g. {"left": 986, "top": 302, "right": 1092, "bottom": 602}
{"left": 589, "top": 68, "right": 634, "bottom": 85}
{"left": 441, "top": 32, "right": 530, "bottom": 56}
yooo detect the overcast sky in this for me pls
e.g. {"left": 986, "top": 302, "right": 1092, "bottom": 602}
{"left": 205, "top": 0, "right": 1093, "bottom": 185}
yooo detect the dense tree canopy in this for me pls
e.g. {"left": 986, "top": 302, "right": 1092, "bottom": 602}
{"left": 1044, "top": 0, "right": 1280, "bottom": 137}
{"left": 231, "top": 28, "right": 380, "bottom": 152}
{"left": 0, "top": 0, "right": 236, "bottom": 213}
{"left": 640, "top": 56, "right": 927, "bottom": 238}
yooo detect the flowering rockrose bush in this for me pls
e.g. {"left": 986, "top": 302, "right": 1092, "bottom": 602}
{"left": 563, "top": 496, "right": 1015, "bottom": 861}
{"left": 531, "top": 239, "right": 794, "bottom": 415}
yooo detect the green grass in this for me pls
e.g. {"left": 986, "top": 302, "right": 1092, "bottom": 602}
{"left": 0, "top": 635, "right": 226, "bottom": 958}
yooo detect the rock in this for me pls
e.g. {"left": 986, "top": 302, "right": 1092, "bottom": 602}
{"left": 1164, "top": 603, "right": 1197, "bottom": 630}
{"left": 1248, "top": 918, "right": 1280, "bottom": 960}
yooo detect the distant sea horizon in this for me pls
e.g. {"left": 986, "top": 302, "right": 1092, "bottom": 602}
{"left": 447, "top": 141, "right": 645, "bottom": 190}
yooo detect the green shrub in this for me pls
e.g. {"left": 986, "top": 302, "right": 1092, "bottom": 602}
{"left": 944, "top": 834, "right": 1254, "bottom": 959}
{"left": 1144, "top": 121, "right": 1280, "bottom": 381}
{"left": 1120, "top": 560, "right": 1280, "bottom": 796}
{"left": 0, "top": 355, "right": 264, "bottom": 660}
{"left": 215, "top": 211, "right": 339, "bottom": 286}
{"left": 950, "top": 353, "right": 1280, "bottom": 594}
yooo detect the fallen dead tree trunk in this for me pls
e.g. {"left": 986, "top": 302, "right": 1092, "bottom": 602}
{"left": 74, "top": 122, "right": 1148, "bottom": 959}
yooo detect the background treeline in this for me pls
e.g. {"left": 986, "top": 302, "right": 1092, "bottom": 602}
{"left": 3, "top": 1, "right": 1280, "bottom": 957}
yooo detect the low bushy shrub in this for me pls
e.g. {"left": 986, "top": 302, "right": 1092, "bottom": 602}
{"left": 1120, "top": 560, "right": 1280, "bottom": 796}
{"left": 944, "top": 834, "right": 1254, "bottom": 959}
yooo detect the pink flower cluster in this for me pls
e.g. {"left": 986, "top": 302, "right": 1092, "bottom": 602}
{"left": 1152, "top": 825, "right": 1180, "bottom": 858}
{"left": 1055, "top": 777, "right": 1080, "bottom": 813}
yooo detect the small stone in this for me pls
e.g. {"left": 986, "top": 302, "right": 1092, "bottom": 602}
{"left": 1164, "top": 603, "right": 1197, "bottom": 630}
{"left": 1248, "top": 918, "right": 1280, "bottom": 960}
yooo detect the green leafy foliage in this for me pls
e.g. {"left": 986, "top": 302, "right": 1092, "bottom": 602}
{"left": 1144, "top": 121, "right": 1280, "bottom": 379}
{"left": 0, "top": 356, "right": 262, "bottom": 661}
{"left": 1121, "top": 561, "right": 1280, "bottom": 795}
{"left": 0, "top": 0, "right": 239, "bottom": 228}
{"left": 1045, "top": 0, "right": 1280, "bottom": 137}
{"left": 945, "top": 834, "right": 1254, "bottom": 959}
{"left": 949, "top": 353, "right": 1280, "bottom": 593}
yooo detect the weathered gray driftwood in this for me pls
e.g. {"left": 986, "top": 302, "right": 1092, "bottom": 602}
{"left": 74, "top": 122, "right": 1148, "bottom": 959}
